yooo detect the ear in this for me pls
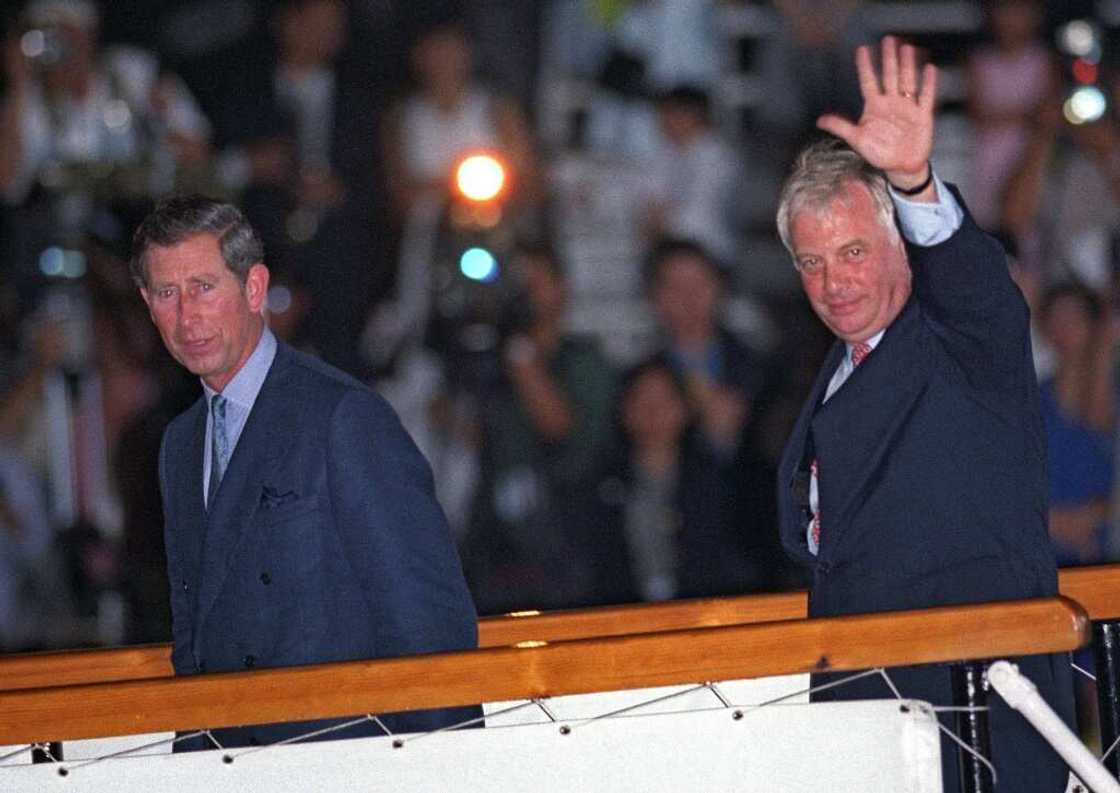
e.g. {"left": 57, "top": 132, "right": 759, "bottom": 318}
{"left": 138, "top": 287, "right": 156, "bottom": 321}
{"left": 244, "top": 264, "right": 270, "bottom": 313}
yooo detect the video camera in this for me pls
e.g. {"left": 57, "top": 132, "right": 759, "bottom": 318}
{"left": 425, "top": 151, "right": 537, "bottom": 394}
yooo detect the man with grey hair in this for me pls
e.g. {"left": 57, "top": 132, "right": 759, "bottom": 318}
{"left": 133, "top": 195, "right": 481, "bottom": 750}
{"left": 776, "top": 38, "right": 1073, "bottom": 791}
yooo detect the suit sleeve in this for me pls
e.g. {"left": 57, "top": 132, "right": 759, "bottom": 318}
{"left": 325, "top": 388, "right": 479, "bottom": 657}
{"left": 906, "top": 186, "right": 1034, "bottom": 396}
{"left": 159, "top": 428, "right": 195, "bottom": 675}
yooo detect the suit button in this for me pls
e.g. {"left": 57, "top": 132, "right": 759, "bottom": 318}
{"left": 182, "top": 580, "right": 189, "bottom": 592}
{"left": 259, "top": 572, "right": 271, "bottom": 585}
{"left": 243, "top": 654, "right": 256, "bottom": 668}
{"left": 818, "top": 563, "right": 831, "bottom": 575}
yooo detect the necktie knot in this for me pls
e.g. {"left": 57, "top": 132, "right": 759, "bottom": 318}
{"left": 211, "top": 393, "right": 226, "bottom": 421}
{"left": 851, "top": 342, "right": 872, "bottom": 368}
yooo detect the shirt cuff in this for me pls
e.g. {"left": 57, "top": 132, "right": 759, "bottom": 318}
{"left": 890, "top": 172, "right": 964, "bottom": 247}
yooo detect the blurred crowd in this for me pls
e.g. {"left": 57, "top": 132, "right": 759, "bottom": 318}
{"left": 1, "top": 0, "right": 1120, "bottom": 650}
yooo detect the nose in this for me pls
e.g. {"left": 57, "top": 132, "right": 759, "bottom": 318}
{"left": 177, "top": 292, "right": 203, "bottom": 329}
{"left": 821, "top": 261, "right": 848, "bottom": 297}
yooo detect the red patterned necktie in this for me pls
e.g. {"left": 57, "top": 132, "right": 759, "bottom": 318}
{"left": 811, "top": 342, "right": 873, "bottom": 548}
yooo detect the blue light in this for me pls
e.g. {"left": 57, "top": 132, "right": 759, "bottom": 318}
{"left": 39, "top": 247, "right": 65, "bottom": 277}
{"left": 460, "top": 247, "right": 499, "bottom": 283}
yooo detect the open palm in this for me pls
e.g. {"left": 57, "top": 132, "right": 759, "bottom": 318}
{"left": 817, "top": 37, "right": 938, "bottom": 183}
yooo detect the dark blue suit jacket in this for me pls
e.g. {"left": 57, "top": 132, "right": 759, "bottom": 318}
{"left": 159, "top": 341, "right": 480, "bottom": 748}
{"left": 777, "top": 196, "right": 1074, "bottom": 792}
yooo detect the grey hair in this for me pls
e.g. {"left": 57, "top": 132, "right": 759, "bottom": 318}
{"left": 775, "top": 139, "right": 901, "bottom": 258}
{"left": 130, "top": 195, "right": 264, "bottom": 289}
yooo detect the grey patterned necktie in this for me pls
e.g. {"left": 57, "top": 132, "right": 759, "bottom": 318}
{"left": 208, "top": 394, "right": 228, "bottom": 507}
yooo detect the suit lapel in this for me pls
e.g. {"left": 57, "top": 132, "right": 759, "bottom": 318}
{"left": 779, "top": 341, "right": 845, "bottom": 563}
{"left": 168, "top": 401, "right": 208, "bottom": 596}
{"left": 810, "top": 300, "right": 930, "bottom": 556}
{"left": 194, "top": 346, "right": 296, "bottom": 631}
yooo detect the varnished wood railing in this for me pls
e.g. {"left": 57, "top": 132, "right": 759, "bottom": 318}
{"left": 0, "top": 565, "right": 1114, "bottom": 694}
{"left": 1057, "top": 564, "right": 1120, "bottom": 621}
{"left": 0, "top": 564, "right": 1111, "bottom": 694}
{"left": 0, "top": 596, "right": 1090, "bottom": 745}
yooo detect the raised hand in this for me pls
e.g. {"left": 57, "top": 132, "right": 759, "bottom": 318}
{"left": 816, "top": 36, "right": 938, "bottom": 192}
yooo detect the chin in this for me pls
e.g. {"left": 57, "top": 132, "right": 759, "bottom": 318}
{"left": 176, "top": 354, "right": 218, "bottom": 379}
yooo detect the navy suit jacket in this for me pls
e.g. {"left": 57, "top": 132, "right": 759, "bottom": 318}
{"left": 777, "top": 196, "right": 1074, "bottom": 792}
{"left": 159, "top": 341, "right": 480, "bottom": 749}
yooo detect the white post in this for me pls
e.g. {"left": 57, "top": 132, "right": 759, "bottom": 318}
{"left": 988, "top": 660, "right": 1120, "bottom": 793}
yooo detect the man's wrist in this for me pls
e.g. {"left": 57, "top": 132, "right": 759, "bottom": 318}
{"left": 887, "top": 162, "right": 933, "bottom": 195}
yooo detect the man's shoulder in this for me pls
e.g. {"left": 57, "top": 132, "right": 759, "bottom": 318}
{"left": 270, "top": 343, "right": 389, "bottom": 415}
{"left": 277, "top": 343, "right": 365, "bottom": 390}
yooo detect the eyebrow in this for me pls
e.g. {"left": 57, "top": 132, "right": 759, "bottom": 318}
{"left": 837, "top": 237, "right": 870, "bottom": 251}
{"left": 149, "top": 273, "right": 220, "bottom": 290}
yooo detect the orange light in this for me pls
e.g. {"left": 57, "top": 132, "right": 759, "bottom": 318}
{"left": 455, "top": 153, "right": 506, "bottom": 203}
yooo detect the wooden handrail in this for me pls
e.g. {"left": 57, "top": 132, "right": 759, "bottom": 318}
{"left": 0, "top": 645, "right": 172, "bottom": 692}
{"left": 0, "top": 564, "right": 1114, "bottom": 694}
{"left": 479, "top": 590, "right": 809, "bottom": 646}
{"left": 0, "top": 596, "right": 1089, "bottom": 745}
{"left": 0, "top": 593, "right": 811, "bottom": 693}
{"left": 1058, "top": 564, "right": 1120, "bottom": 621}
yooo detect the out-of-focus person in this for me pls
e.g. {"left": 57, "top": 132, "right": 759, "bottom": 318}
{"left": 0, "top": 445, "right": 57, "bottom": 650}
{"left": 1037, "top": 282, "right": 1116, "bottom": 565}
{"left": 755, "top": 0, "right": 871, "bottom": 162}
{"left": 586, "top": 0, "right": 719, "bottom": 157}
{"left": 209, "top": 0, "right": 385, "bottom": 376}
{"left": 645, "top": 238, "right": 765, "bottom": 459}
{"left": 383, "top": 20, "right": 538, "bottom": 218}
{"left": 965, "top": 0, "right": 1056, "bottom": 230}
{"left": 645, "top": 86, "right": 742, "bottom": 267}
{"left": 1001, "top": 72, "right": 1120, "bottom": 288}
{"left": 0, "top": 0, "right": 210, "bottom": 295}
{"left": 599, "top": 356, "right": 778, "bottom": 603}
{"left": 368, "top": 20, "right": 540, "bottom": 371}
{"left": 0, "top": 0, "right": 210, "bottom": 202}
{"left": 461, "top": 244, "right": 617, "bottom": 613}
{"left": 0, "top": 316, "right": 79, "bottom": 650}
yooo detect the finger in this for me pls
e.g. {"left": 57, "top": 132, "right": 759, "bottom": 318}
{"left": 917, "top": 63, "right": 939, "bottom": 111}
{"left": 881, "top": 36, "right": 899, "bottom": 96}
{"left": 817, "top": 114, "right": 859, "bottom": 143}
{"left": 899, "top": 43, "right": 918, "bottom": 97}
{"left": 854, "top": 45, "right": 880, "bottom": 98}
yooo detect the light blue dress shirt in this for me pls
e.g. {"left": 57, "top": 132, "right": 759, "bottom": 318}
{"left": 202, "top": 327, "right": 277, "bottom": 505}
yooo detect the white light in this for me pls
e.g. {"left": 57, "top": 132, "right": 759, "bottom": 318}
{"left": 62, "top": 250, "right": 86, "bottom": 279}
{"left": 455, "top": 154, "right": 506, "bottom": 202}
{"left": 20, "top": 30, "right": 46, "bottom": 59}
{"left": 460, "top": 247, "right": 499, "bottom": 282}
{"left": 39, "top": 247, "right": 65, "bottom": 277}
{"left": 267, "top": 285, "right": 292, "bottom": 314}
{"left": 1059, "top": 20, "right": 1097, "bottom": 58}
{"left": 103, "top": 100, "right": 132, "bottom": 130}
{"left": 1064, "top": 86, "right": 1107, "bottom": 125}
